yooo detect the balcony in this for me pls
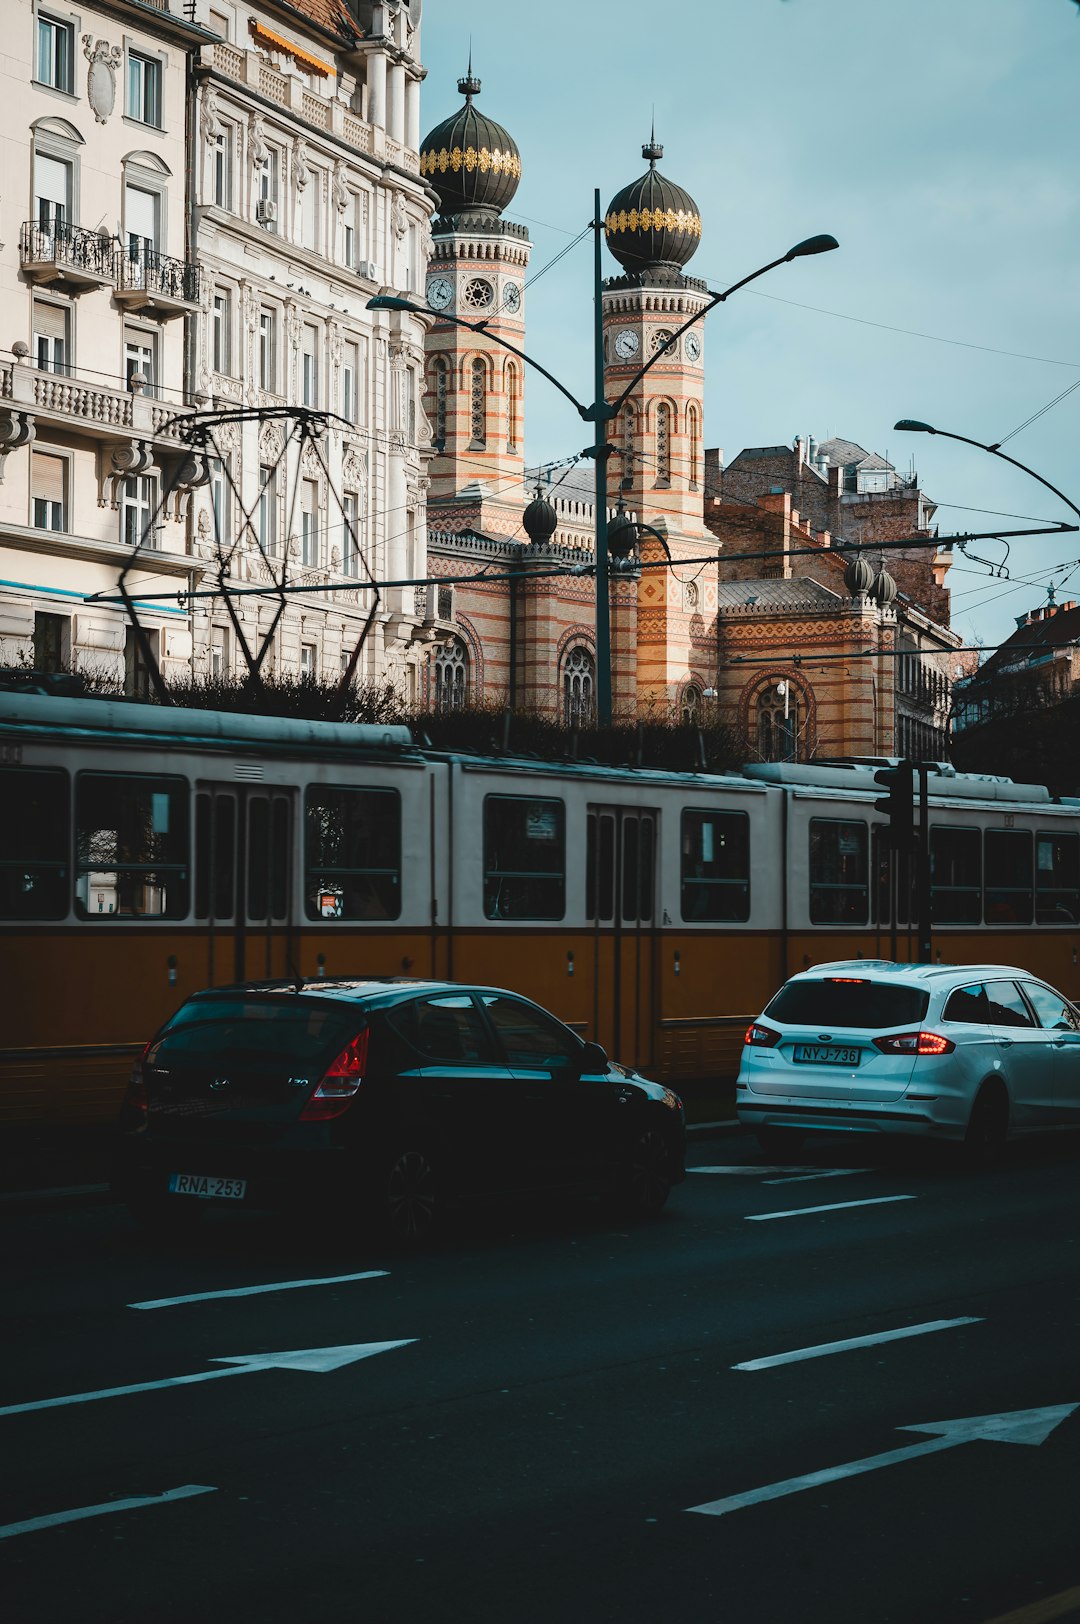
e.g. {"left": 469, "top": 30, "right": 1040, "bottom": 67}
{"left": 114, "top": 247, "right": 202, "bottom": 317}
{"left": 19, "top": 221, "right": 115, "bottom": 292}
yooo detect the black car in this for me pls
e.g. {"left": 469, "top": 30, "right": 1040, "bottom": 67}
{"left": 114, "top": 978, "right": 685, "bottom": 1241}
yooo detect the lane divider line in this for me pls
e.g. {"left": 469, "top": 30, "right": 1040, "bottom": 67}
{"left": 764, "top": 1169, "right": 873, "bottom": 1185}
{"left": 128, "top": 1270, "right": 389, "bottom": 1311}
{"left": 746, "top": 1195, "right": 916, "bottom": 1222}
{"left": 0, "top": 1485, "right": 216, "bottom": 1541}
{"left": 733, "top": 1317, "right": 984, "bottom": 1371}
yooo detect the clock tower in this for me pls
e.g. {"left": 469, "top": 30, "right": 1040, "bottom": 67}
{"left": 420, "top": 72, "right": 531, "bottom": 530}
{"left": 602, "top": 138, "right": 715, "bottom": 704}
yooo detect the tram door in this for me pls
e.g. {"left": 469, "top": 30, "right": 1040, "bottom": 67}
{"left": 586, "top": 806, "right": 658, "bottom": 1071}
{"left": 195, "top": 785, "right": 295, "bottom": 985}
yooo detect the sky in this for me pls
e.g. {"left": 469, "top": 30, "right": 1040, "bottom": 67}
{"left": 419, "top": 0, "right": 1080, "bottom": 655}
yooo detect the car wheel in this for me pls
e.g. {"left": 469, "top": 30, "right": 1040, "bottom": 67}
{"left": 383, "top": 1147, "right": 439, "bottom": 1244}
{"left": 964, "top": 1082, "right": 1009, "bottom": 1165}
{"left": 756, "top": 1125, "right": 806, "bottom": 1159}
{"left": 616, "top": 1126, "right": 673, "bottom": 1218}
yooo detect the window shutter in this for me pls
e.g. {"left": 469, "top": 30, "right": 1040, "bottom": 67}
{"left": 33, "top": 453, "right": 65, "bottom": 503}
{"left": 33, "top": 301, "right": 67, "bottom": 341}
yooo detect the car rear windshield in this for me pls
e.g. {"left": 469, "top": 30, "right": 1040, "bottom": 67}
{"left": 150, "top": 996, "right": 363, "bottom": 1066}
{"left": 764, "top": 980, "right": 930, "bottom": 1030}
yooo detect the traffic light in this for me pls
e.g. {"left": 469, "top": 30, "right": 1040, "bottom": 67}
{"left": 874, "top": 760, "right": 915, "bottom": 847}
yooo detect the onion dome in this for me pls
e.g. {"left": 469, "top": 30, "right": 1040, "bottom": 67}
{"left": 420, "top": 70, "right": 521, "bottom": 225}
{"left": 870, "top": 567, "right": 898, "bottom": 607}
{"left": 605, "top": 137, "right": 702, "bottom": 278}
{"left": 523, "top": 489, "right": 558, "bottom": 546}
{"left": 844, "top": 555, "right": 875, "bottom": 597}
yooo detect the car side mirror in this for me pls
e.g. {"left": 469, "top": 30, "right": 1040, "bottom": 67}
{"left": 579, "top": 1041, "right": 608, "bottom": 1075}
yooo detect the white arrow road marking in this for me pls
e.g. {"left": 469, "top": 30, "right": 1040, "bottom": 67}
{"left": 129, "top": 1269, "right": 389, "bottom": 1311}
{"left": 746, "top": 1194, "right": 915, "bottom": 1222}
{"left": 0, "top": 1340, "right": 416, "bottom": 1419}
{"left": 0, "top": 1485, "right": 216, "bottom": 1541}
{"left": 733, "top": 1317, "right": 983, "bottom": 1371}
{"left": 687, "top": 1403, "right": 1078, "bottom": 1518}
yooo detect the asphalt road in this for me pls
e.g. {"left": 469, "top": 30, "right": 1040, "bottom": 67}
{"left": 5, "top": 1133, "right": 1080, "bottom": 1623}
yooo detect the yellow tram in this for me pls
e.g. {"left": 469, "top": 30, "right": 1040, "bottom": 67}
{"left": 3, "top": 690, "right": 1078, "bottom": 1126}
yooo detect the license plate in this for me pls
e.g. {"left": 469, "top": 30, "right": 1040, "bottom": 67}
{"left": 168, "top": 1173, "right": 247, "bottom": 1200}
{"left": 792, "top": 1044, "right": 861, "bottom": 1067}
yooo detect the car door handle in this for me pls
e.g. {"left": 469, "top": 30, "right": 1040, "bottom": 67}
{"left": 998, "top": 1038, "right": 1013, "bottom": 1047}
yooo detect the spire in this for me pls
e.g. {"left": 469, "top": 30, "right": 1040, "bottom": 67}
{"left": 458, "top": 42, "right": 480, "bottom": 101}
{"left": 642, "top": 115, "right": 663, "bottom": 167}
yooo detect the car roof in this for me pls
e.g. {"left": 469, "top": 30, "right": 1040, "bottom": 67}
{"left": 189, "top": 978, "right": 534, "bottom": 1008}
{"left": 795, "top": 961, "right": 1046, "bottom": 986}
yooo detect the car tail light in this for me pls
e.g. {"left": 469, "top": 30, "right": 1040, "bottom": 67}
{"left": 873, "top": 1031, "right": 955, "bottom": 1056}
{"left": 300, "top": 1028, "right": 370, "bottom": 1121}
{"left": 745, "top": 1022, "right": 780, "bottom": 1048}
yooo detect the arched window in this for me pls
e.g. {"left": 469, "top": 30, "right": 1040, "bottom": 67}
{"left": 470, "top": 356, "right": 486, "bottom": 448}
{"left": 434, "top": 636, "right": 468, "bottom": 711}
{"left": 687, "top": 404, "right": 700, "bottom": 491}
{"left": 505, "top": 361, "right": 518, "bottom": 452}
{"left": 655, "top": 401, "right": 671, "bottom": 486}
{"left": 563, "top": 645, "right": 595, "bottom": 728}
{"left": 758, "top": 687, "right": 799, "bottom": 762}
{"left": 681, "top": 683, "right": 702, "bottom": 727}
{"left": 430, "top": 356, "right": 449, "bottom": 451}
{"left": 622, "top": 403, "right": 635, "bottom": 469}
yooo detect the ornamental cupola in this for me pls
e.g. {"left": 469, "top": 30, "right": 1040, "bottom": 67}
{"left": 420, "top": 68, "right": 521, "bottom": 229}
{"left": 605, "top": 136, "right": 702, "bottom": 284}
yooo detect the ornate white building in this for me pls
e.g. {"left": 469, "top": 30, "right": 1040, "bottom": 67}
{"left": 0, "top": 0, "right": 210, "bottom": 687}
{"left": 189, "top": 0, "right": 434, "bottom": 692}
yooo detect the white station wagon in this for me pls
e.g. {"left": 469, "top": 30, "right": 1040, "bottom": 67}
{"left": 736, "top": 960, "right": 1080, "bottom": 1157}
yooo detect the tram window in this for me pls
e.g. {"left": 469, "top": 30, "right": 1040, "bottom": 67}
{"left": 271, "top": 797, "right": 289, "bottom": 919}
{"left": 586, "top": 813, "right": 614, "bottom": 922}
{"left": 75, "top": 773, "right": 188, "bottom": 919}
{"left": 638, "top": 816, "right": 655, "bottom": 923}
{"left": 930, "top": 826, "right": 981, "bottom": 925}
{"left": 808, "top": 819, "right": 868, "bottom": 925}
{"left": 0, "top": 766, "right": 69, "bottom": 919}
{"left": 304, "top": 786, "right": 401, "bottom": 921}
{"left": 681, "top": 809, "right": 750, "bottom": 922}
{"left": 483, "top": 796, "right": 565, "bottom": 920}
{"left": 195, "top": 794, "right": 236, "bottom": 920}
{"left": 985, "top": 830, "right": 1033, "bottom": 924}
{"left": 248, "top": 798, "right": 269, "bottom": 921}
{"left": 1036, "top": 832, "right": 1080, "bottom": 924}
{"left": 622, "top": 817, "right": 639, "bottom": 921}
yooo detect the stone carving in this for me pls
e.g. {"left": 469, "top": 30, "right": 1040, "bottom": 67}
{"left": 392, "top": 193, "right": 408, "bottom": 240}
{"left": 82, "top": 37, "right": 121, "bottom": 125}
{"left": 249, "top": 113, "right": 268, "bottom": 169}
{"left": 333, "top": 158, "right": 350, "bottom": 215}
{"left": 202, "top": 85, "right": 222, "bottom": 146}
{"left": 0, "top": 411, "right": 35, "bottom": 484}
{"left": 295, "top": 138, "right": 310, "bottom": 191}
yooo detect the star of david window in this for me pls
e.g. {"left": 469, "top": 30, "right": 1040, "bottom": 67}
{"left": 461, "top": 278, "right": 494, "bottom": 310}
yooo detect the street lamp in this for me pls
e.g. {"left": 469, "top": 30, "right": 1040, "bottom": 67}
{"left": 370, "top": 225, "right": 838, "bottom": 723}
{"left": 894, "top": 419, "right": 1080, "bottom": 524}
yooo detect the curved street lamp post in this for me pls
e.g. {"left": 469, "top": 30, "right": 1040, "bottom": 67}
{"left": 370, "top": 214, "right": 837, "bottom": 724}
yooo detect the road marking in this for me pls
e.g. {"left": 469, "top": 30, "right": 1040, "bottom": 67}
{"left": 0, "top": 1485, "right": 216, "bottom": 1541}
{"left": 129, "top": 1269, "right": 389, "bottom": 1311}
{"left": 732, "top": 1317, "right": 983, "bottom": 1371}
{"left": 746, "top": 1195, "right": 915, "bottom": 1222}
{"left": 764, "top": 1169, "right": 873, "bottom": 1185}
{"left": 0, "top": 1340, "right": 416, "bottom": 1419}
{"left": 687, "top": 1166, "right": 817, "bottom": 1176}
{"left": 687, "top": 1403, "right": 1078, "bottom": 1519}
{"left": 980, "top": 1582, "right": 1080, "bottom": 1623}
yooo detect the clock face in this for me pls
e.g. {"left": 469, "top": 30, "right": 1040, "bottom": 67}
{"left": 684, "top": 330, "right": 701, "bottom": 362}
{"left": 427, "top": 277, "right": 453, "bottom": 311}
{"left": 651, "top": 328, "right": 675, "bottom": 357}
{"left": 613, "top": 328, "right": 640, "bottom": 360}
{"left": 502, "top": 282, "right": 521, "bottom": 313}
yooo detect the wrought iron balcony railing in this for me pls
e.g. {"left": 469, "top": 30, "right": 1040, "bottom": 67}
{"left": 19, "top": 220, "right": 116, "bottom": 285}
{"left": 115, "top": 245, "right": 202, "bottom": 308}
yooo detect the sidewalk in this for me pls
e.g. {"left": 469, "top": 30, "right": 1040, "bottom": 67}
{"left": 0, "top": 1116, "right": 743, "bottom": 1211}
